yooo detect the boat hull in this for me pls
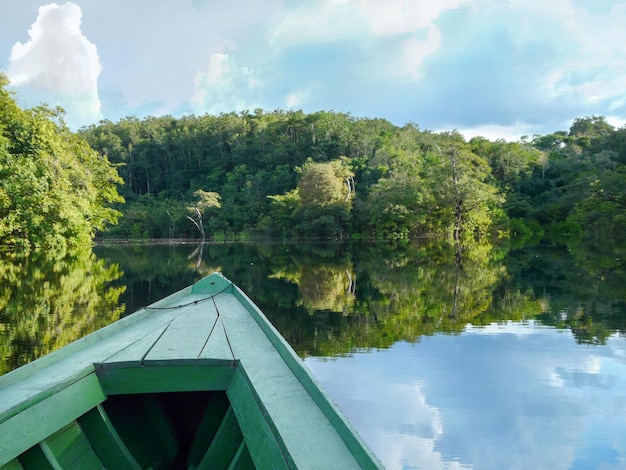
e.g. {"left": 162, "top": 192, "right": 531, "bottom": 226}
{"left": 0, "top": 273, "right": 383, "bottom": 469}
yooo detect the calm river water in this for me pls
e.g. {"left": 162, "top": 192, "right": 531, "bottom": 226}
{"left": 2, "top": 240, "right": 626, "bottom": 469}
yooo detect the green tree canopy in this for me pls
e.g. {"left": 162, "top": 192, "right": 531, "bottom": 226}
{"left": 0, "top": 75, "right": 123, "bottom": 256}
{"left": 293, "top": 159, "right": 354, "bottom": 238}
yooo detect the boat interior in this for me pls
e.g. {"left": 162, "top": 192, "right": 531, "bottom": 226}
{"left": 9, "top": 387, "right": 256, "bottom": 470}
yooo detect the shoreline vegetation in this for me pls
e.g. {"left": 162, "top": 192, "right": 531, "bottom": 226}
{"left": 2, "top": 72, "right": 626, "bottom": 255}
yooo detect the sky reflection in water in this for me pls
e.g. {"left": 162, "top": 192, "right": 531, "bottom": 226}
{"left": 305, "top": 321, "right": 626, "bottom": 470}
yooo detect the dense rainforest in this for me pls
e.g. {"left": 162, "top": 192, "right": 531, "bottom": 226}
{"left": 2, "top": 71, "right": 626, "bottom": 252}
{"left": 79, "top": 110, "right": 626, "bottom": 247}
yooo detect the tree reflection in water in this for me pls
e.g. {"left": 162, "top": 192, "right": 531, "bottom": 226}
{"left": 0, "top": 247, "right": 125, "bottom": 374}
{"left": 3, "top": 239, "right": 626, "bottom": 374}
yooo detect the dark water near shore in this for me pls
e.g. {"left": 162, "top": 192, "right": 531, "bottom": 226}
{"left": 2, "top": 240, "right": 626, "bottom": 468}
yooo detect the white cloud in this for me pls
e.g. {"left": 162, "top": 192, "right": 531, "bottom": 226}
{"left": 4, "top": 0, "right": 625, "bottom": 137}
{"left": 270, "top": 0, "right": 469, "bottom": 43}
{"left": 269, "top": 0, "right": 469, "bottom": 80}
{"left": 191, "top": 53, "right": 261, "bottom": 114}
{"left": 476, "top": 0, "right": 626, "bottom": 112}
{"left": 284, "top": 88, "right": 312, "bottom": 109}
{"left": 393, "top": 29, "right": 442, "bottom": 79}
{"left": 359, "top": 0, "right": 470, "bottom": 37}
{"left": 7, "top": 2, "right": 102, "bottom": 128}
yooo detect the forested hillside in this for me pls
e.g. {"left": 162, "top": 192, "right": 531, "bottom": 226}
{"left": 80, "top": 111, "right": 626, "bottom": 245}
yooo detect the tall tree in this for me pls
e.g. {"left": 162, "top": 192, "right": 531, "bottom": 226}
{"left": 187, "top": 190, "right": 221, "bottom": 240}
{"left": 0, "top": 74, "right": 123, "bottom": 256}
{"left": 425, "top": 133, "right": 504, "bottom": 240}
{"left": 291, "top": 159, "right": 355, "bottom": 238}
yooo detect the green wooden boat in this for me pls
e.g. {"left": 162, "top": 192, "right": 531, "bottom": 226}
{"left": 0, "top": 273, "right": 383, "bottom": 469}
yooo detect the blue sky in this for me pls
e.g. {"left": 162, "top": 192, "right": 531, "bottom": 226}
{"left": 1, "top": 1, "right": 626, "bottom": 140}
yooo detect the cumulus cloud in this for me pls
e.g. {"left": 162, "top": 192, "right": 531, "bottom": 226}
{"left": 4, "top": 0, "right": 625, "bottom": 137}
{"left": 191, "top": 53, "right": 261, "bottom": 114}
{"left": 415, "top": 0, "right": 626, "bottom": 134}
{"left": 7, "top": 2, "right": 102, "bottom": 128}
{"left": 284, "top": 88, "right": 312, "bottom": 109}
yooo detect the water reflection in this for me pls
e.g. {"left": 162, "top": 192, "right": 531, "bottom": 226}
{"left": 4, "top": 240, "right": 626, "bottom": 373}
{"left": 3, "top": 240, "right": 626, "bottom": 468}
{"left": 305, "top": 322, "right": 626, "bottom": 469}
{"left": 0, "top": 247, "right": 125, "bottom": 374}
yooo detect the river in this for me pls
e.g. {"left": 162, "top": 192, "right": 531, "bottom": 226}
{"left": 1, "top": 239, "right": 625, "bottom": 469}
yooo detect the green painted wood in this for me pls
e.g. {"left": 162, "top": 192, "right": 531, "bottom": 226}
{"left": 143, "top": 300, "right": 219, "bottom": 365}
{"left": 65, "top": 451, "right": 103, "bottom": 470}
{"left": 187, "top": 393, "right": 231, "bottom": 468}
{"left": 230, "top": 286, "right": 384, "bottom": 469}
{"left": 191, "top": 273, "right": 233, "bottom": 296}
{"left": 216, "top": 293, "right": 381, "bottom": 469}
{"left": 0, "top": 372, "right": 106, "bottom": 467}
{"left": 227, "top": 440, "right": 254, "bottom": 470}
{"left": 0, "top": 272, "right": 382, "bottom": 469}
{"left": 1, "top": 459, "right": 24, "bottom": 470}
{"left": 39, "top": 442, "right": 62, "bottom": 470}
{"left": 0, "top": 365, "right": 95, "bottom": 425}
{"left": 0, "top": 309, "right": 181, "bottom": 428}
{"left": 18, "top": 443, "right": 57, "bottom": 470}
{"left": 98, "top": 325, "right": 170, "bottom": 369}
{"left": 44, "top": 423, "right": 103, "bottom": 469}
{"left": 77, "top": 405, "right": 141, "bottom": 470}
{"left": 196, "top": 406, "right": 243, "bottom": 470}
{"left": 46, "top": 422, "right": 96, "bottom": 468}
{"left": 226, "top": 368, "right": 290, "bottom": 470}
{"left": 97, "top": 365, "right": 235, "bottom": 395}
{"left": 197, "top": 317, "right": 236, "bottom": 365}
{"left": 0, "top": 285, "right": 193, "bottom": 389}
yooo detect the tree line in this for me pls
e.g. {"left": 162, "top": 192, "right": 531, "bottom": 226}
{"left": 80, "top": 110, "right": 626, "bottom": 246}
{"left": 3, "top": 68, "right": 626, "bottom": 254}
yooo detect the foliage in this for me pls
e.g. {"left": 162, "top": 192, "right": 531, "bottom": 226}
{"left": 81, "top": 111, "right": 509, "bottom": 241}
{"left": 0, "top": 74, "right": 123, "bottom": 256}
{"left": 5, "top": 239, "right": 626, "bottom": 372}
{"left": 77, "top": 109, "right": 626, "bottom": 246}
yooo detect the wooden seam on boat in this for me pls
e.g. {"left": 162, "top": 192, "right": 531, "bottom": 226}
{"left": 143, "top": 299, "right": 221, "bottom": 366}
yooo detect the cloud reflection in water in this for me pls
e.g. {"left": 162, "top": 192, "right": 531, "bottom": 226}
{"left": 306, "top": 322, "right": 626, "bottom": 469}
